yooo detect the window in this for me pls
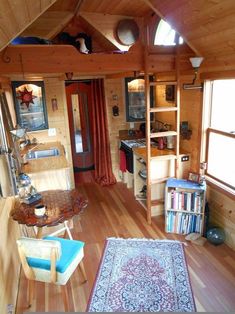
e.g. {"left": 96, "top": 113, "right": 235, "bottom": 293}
{"left": 154, "top": 20, "right": 183, "bottom": 46}
{"left": 124, "top": 77, "right": 154, "bottom": 122}
{"left": 12, "top": 81, "right": 48, "bottom": 132}
{"left": 202, "top": 80, "right": 235, "bottom": 192}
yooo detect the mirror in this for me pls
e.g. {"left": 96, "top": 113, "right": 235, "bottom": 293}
{"left": 125, "top": 77, "right": 154, "bottom": 122}
{"left": 71, "top": 92, "right": 91, "bottom": 153}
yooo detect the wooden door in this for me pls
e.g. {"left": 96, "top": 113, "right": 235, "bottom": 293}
{"left": 66, "top": 82, "right": 94, "bottom": 171}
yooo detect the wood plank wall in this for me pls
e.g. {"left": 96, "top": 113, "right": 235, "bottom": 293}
{"left": 105, "top": 78, "right": 129, "bottom": 181}
{"left": 207, "top": 186, "right": 235, "bottom": 250}
{"left": 0, "top": 197, "right": 20, "bottom": 314}
{"left": 180, "top": 76, "right": 202, "bottom": 173}
{"left": 8, "top": 78, "right": 75, "bottom": 189}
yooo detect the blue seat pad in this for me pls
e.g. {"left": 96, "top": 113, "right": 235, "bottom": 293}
{"left": 26, "top": 236, "right": 84, "bottom": 273}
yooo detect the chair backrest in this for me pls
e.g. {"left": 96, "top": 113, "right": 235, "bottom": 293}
{"left": 17, "top": 237, "right": 61, "bottom": 282}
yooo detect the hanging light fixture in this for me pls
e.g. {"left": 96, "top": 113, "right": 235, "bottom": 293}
{"left": 183, "top": 56, "right": 204, "bottom": 90}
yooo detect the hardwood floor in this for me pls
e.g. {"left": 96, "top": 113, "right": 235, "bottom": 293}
{"left": 16, "top": 182, "right": 235, "bottom": 313}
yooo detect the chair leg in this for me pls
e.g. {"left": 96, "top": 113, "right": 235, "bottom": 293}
{"left": 61, "top": 285, "right": 69, "bottom": 312}
{"left": 28, "top": 280, "right": 35, "bottom": 308}
{"left": 79, "top": 260, "right": 87, "bottom": 283}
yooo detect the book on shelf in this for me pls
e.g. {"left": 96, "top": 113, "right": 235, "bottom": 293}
{"left": 166, "top": 211, "right": 203, "bottom": 234}
{"left": 167, "top": 190, "right": 203, "bottom": 213}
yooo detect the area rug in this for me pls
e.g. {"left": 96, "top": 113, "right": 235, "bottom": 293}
{"left": 87, "top": 238, "right": 196, "bottom": 312}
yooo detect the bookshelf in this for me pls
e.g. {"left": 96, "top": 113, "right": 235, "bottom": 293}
{"left": 165, "top": 178, "right": 206, "bottom": 235}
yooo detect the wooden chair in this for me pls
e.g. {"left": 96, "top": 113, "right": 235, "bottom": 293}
{"left": 16, "top": 236, "right": 87, "bottom": 311}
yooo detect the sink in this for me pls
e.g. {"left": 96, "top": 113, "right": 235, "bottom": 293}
{"left": 26, "top": 148, "right": 60, "bottom": 160}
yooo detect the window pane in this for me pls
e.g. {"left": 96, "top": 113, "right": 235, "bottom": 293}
{"left": 207, "top": 132, "right": 235, "bottom": 189}
{"left": 154, "top": 20, "right": 183, "bottom": 46}
{"left": 211, "top": 80, "right": 235, "bottom": 132}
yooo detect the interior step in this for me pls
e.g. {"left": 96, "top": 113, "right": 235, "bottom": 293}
{"left": 151, "top": 199, "right": 164, "bottom": 206}
{"left": 150, "top": 131, "right": 177, "bottom": 138}
{"left": 150, "top": 106, "right": 178, "bottom": 113}
{"left": 151, "top": 176, "right": 171, "bottom": 184}
{"left": 150, "top": 81, "right": 177, "bottom": 86}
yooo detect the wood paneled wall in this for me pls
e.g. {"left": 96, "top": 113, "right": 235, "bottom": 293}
{"left": 207, "top": 186, "right": 235, "bottom": 250}
{"left": 0, "top": 197, "right": 20, "bottom": 314}
{"left": 180, "top": 76, "right": 203, "bottom": 173}
{"left": 17, "top": 78, "right": 74, "bottom": 189}
{"left": 105, "top": 78, "right": 129, "bottom": 181}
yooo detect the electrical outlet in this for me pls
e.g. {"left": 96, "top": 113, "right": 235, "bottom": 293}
{"left": 7, "top": 304, "right": 14, "bottom": 314}
{"left": 48, "top": 128, "right": 56, "bottom": 136}
{"left": 181, "top": 155, "right": 189, "bottom": 162}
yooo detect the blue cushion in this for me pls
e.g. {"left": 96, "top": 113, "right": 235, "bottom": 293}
{"left": 26, "top": 236, "right": 84, "bottom": 273}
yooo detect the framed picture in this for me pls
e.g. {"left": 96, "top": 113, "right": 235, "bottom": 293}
{"left": 165, "top": 85, "right": 175, "bottom": 101}
{"left": 188, "top": 172, "right": 200, "bottom": 183}
{"left": 12, "top": 81, "right": 48, "bottom": 132}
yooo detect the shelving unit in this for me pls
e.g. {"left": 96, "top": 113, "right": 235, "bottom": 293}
{"left": 133, "top": 149, "right": 190, "bottom": 216}
{"left": 165, "top": 178, "right": 206, "bottom": 235}
{"left": 144, "top": 28, "right": 181, "bottom": 224}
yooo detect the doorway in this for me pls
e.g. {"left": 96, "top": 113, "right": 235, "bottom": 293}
{"left": 66, "top": 81, "right": 94, "bottom": 175}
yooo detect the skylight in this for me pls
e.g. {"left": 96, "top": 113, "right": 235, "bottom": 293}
{"left": 154, "top": 20, "right": 183, "bottom": 46}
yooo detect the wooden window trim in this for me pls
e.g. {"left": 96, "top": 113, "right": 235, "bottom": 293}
{"left": 205, "top": 128, "right": 235, "bottom": 196}
{"left": 206, "top": 176, "right": 235, "bottom": 200}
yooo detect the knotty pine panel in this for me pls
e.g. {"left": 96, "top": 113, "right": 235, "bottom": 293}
{"left": 207, "top": 186, "right": 235, "bottom": 250}
{"left": 180, "top": 78, "right": 202, "bottom": 173}
{"left": 105, "top": 78, "right": 129, "bottom": 181}
{"left": 26, "top": 78, "right": 74, "bottom": 188}
{"left": 154, "top": 79, "right": 176, "bottom": 130}
{"left": 0, "top": 197, "right": 20, "bottom": 314}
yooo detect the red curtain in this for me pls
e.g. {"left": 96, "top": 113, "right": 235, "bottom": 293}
{"left": 91, "top": 79, "right": 116, "bottom": 186}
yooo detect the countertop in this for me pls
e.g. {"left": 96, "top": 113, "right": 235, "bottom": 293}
{"left": 119, "top": 129, "right": 144, "bottom": 140}
{"left": 21, "top": 142, "right": 69, "bottom": 174}
{"left": 133, "top": 147, "right": 188, "bottom": 159}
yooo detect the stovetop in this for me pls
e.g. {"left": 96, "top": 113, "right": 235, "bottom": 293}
{"left": 121, "top": 138, "right": 147, "bottom": 148}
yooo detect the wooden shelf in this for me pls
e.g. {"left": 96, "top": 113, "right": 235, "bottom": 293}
{"left": 150, "top": 107, "right": 178, "bottom": 113}
{"left": 150, "top": 131, "right": 177, "bottom": 138}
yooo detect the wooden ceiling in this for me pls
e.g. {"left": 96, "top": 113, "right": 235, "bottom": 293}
{"left": 146, "top": 0, "right": 235, "bottom": 57}
{"left": 1, "top": 0, "right": 235, "bottom": 59}
{"left": 0, "top": 0, "right": 57, "bottom": 51}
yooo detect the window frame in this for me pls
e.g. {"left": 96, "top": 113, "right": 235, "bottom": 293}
{"left": 205, "top": 127, "right": 235, "bottom": 190}
{"left": 201, "top": 80, "right": 235, "bottom": 198}
{"left": 12, "top": 81, "right": 48, "bottom": 132}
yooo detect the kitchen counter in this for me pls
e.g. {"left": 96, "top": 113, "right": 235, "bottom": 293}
{"left": 21, "top": 142, "right": 69, "bottom": 174}
{"left": 133, "top": 147, "right": 177, "bottom": 159}
{"left": 20, "top": 142, "right": 71, "bottom": 192}
{"left": 119, "top": 129, "right": 144, "bottom": 140}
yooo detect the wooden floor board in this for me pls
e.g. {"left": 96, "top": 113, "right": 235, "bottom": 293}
{"left": 16, "top": 182, "right": 235, "bottom": 313}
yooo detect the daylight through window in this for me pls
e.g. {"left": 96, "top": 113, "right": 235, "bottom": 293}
{"left": 203, "top": 79, "right": 235, "bottom": 191}
{"left": 154, "top": 20, "right": 183, "bottom": 46}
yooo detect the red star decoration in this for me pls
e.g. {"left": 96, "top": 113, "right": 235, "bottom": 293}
{"left": 16, "top": 87, "right": 37, "bottom": 109}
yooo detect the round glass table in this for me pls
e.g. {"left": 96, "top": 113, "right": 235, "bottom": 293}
{"left": 11, "top": 189, "right": 88, "bottom": 238}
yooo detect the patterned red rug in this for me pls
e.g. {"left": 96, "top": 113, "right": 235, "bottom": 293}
{"left": 87, "top": 238, "right": 196, "bottom": 312}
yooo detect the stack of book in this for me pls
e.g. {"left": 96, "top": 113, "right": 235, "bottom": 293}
{"left": 166, "top": 211, "right": 203, "bottom": 234}
{"left": 167, "top": 190, "right": 203, "bottom": 213}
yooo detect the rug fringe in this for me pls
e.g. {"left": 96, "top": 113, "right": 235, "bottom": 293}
{"left": 107, "top": 237, "right": 187, "bottom": 244}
